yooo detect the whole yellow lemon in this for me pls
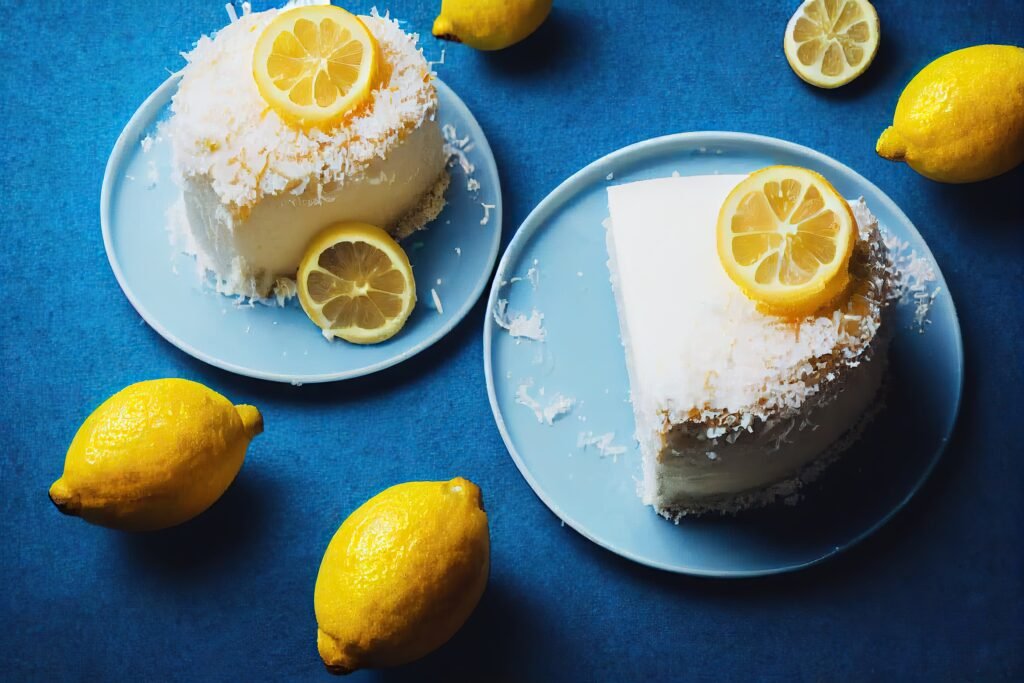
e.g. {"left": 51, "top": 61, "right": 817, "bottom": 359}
{"left": 314, "top": 477, "right": 489, "bottom": 675}
{"left": 432, "top": 0, "right": 552, "bottom": 51}
{"left": 877, "top": 44, "right": 1024, "bottom": 183}
{"left": 49, "top": 379, "right": 262, "bottom": 531}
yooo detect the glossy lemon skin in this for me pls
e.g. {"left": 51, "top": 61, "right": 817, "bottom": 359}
{"left": 432, "top": 0, "right": 551, "bottom": 51}
{"left": 49, "top": 379, "right": 262, "bottom": 531}
{"left": 877, "top": 45, "right": 1024, "bottom": 183}
{"left": 314, "top": 478, "right": 489, "bottom": 675}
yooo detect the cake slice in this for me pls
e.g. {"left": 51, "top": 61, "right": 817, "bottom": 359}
{"left": 605, "top": 174, "right": 892, "bottom": 517}
{"left": 166, "top": 8, "right": 449, "bottom": 299}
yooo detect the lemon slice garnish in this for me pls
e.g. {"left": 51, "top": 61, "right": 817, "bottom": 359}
{"left": 716, "top": 166, "right": 856, "bottom": 317}
{"left": 783, "top": 0, "right": 880, "bottom": 89}
{"left": 252, "top": 5, "right": 380, "bottom": 129}
{"left": 297, "top": 223, "right": 416, "bottom": 344}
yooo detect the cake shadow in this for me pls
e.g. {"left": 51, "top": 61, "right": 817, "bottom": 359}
{"left": 170, "top": 290, "right": 488, "bottom": 407}
{"left": 113, "top": 466, "right": 283, "bottom": 581}
{"left": 369, "top": 580, "right": 560, "bottom": 683}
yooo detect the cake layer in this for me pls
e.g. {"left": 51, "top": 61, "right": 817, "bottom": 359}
{"left": 167, "top": 8, "right": 448, "bottom": 299}
{"left": 646, "top": 341, "right": 887, "bottom": 515}
{"left": 177, "top": 123, "right": 448, "bottom": 297}
{"left": 605, "top": 174, "right": 891, "bottom": 516}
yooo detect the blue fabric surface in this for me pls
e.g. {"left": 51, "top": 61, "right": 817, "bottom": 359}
{"left": 1, "top": 1, "right": 1022, "bottom": 680}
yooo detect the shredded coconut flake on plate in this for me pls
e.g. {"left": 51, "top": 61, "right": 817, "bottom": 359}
{"left": 493, "top": 299, "right": 545, "bottom": 342}
{"left": 515, "top": 381, "right": 575, "bottom": 425}
{"left": 577, "top": 431, "right": 627, "bottom": 459}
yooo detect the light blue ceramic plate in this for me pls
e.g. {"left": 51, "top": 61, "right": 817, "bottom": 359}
{"left": 484, "top": 132, "right": 962, "bottom": 577}
{"left": 102, "top": 77, "right": 501, "bottom": 383}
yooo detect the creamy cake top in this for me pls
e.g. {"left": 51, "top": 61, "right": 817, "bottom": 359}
{"left": 167, "top": 8, "right": 438, "bottom": 214}
{"left": 606, "top": 174, "right": 889, "bottom": 428}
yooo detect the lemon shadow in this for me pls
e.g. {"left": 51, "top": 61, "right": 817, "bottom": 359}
{"left": 370, "top": 580, "right": 560, "bottom": 683}
{"left": 113, "top": 466, "right": 283, "bottom": 581}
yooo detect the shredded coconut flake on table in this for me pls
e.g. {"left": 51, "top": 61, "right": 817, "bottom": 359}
{"left": 493, "top": 299, "right": 545, "bottom": 342}
{"left": 515, "top": 381, "right": 575, "bottom": 425}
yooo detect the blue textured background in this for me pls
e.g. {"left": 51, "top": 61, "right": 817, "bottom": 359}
{"left": 1, "top": 1, "right": 1022, "bottom": 680}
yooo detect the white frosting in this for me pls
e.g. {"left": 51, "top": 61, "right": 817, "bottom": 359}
{"left": 165, "top": 9, "right": 448, "bottom": 298}
{"left": 168, "top": 10, "right": 440, "bottom": 213}
{"left": 606, "top": 175, "right": 878, "bottom": 422}
{"left": 605, "top": 174, "right": 890, "bottom": 513}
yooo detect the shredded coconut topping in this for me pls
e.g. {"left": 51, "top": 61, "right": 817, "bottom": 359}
{"left": 168, "top": 9, "right": 438, "bottom": 215}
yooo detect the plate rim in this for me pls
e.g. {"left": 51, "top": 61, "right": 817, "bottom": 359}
{"left": 482, "top": 130, "right": 964, "bottom": 578}
{"left": 101, "top": 75, "right": 502, "bottom": 383}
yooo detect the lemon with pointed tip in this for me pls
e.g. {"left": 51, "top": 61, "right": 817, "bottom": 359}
{"left": 49, "top": 379, "right": 263, "bottom": 531}
{"left": 877, "top": 45, "right": 1024, "bottom": 183}
{"left": 432, "top": 0, "right": 551, "bottom": 51}
{"left": 314, "top": 478, "right": 489, "bottom": 675}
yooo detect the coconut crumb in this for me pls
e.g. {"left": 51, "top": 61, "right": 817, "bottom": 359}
{"left": 493, "top": 299, "right": 545, "bottom": 342}
{"left": 481, "top": 203, "right": 496, "bottom": 225}
{"left": 515, "top": 381, "right": 575, "bottom": 425}
{"left": 430, "top": 288, "right": 443, "bottom": 314}
{"left": 577, "top": 431, "right": 628, "bottom": 460}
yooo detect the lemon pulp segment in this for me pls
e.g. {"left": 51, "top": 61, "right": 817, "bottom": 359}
{"left": 297, "top": 222, "right": 416, "bottom": 344}
{"left": 253, "top": 5, "right": 380, "bottom": 128}
{"left": 784, "top": 0, "right": 879, "bottom": 88}
{"left": 717, "top": 166, "right": 856, "bottom": 317}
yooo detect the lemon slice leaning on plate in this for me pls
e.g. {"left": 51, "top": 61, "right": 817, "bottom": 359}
{"left": 253, "top": 5, "right": 381, "bottom": 128}
{"left": 716, "top": 166, "right": 856, "bottom": 318}
{"left": 783, "top": 0, "right": 880, "bottom": 89}
{"left": 297, "top": 223, "right": 417, "bottom": 344}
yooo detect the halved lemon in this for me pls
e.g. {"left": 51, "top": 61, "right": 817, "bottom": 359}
{"left": 783, "top": 0, "right": 880, "bottom": 89}
{"left": 297, "top": 223, "right": 416, "bottom": 344}
{"left": 716, "top": 166, "right": 856, "bottom": 317}
{"left": 253, "top": 5, "right": 380, "bottom": 129}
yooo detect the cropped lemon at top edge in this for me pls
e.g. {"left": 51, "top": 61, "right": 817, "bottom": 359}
{"left": 432, "top": 0, "right": 552, "bottom": 51}
{"left": 876, "top": 44, "right": 1024, "bottom": 183}
{"left": 252, "top": 5, "right": 381, "bottom": 129}
{"left": 297, "top": 222, "right": 417, "bottom": 344}
{"left": 783, "top": 0, "right": 880, "bottom": 89}
{"left": 716, "top": 166, "right": 856, "bottom": 318}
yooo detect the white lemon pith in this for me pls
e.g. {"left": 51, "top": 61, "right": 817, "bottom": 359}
{"left": 717, "top": 166, "right": 856, "bottom": 317}
{"left": 49, "top": 379, "right": 263, "bottom": 531}
{"left": 784, "top": 0, "right": 879, "bottom": 88}
{"left": 314, "top": 478, "right": 489, "bottom": 675}
{"left": 253, "top": 5, "right": 380, "bottom": 128}
{"left": 297, "top": 222, "right": 417, "bottom": 344}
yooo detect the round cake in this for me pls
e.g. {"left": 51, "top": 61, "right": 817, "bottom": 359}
{"left": 166, "top": 7, "right": 449, "bottom": 299}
